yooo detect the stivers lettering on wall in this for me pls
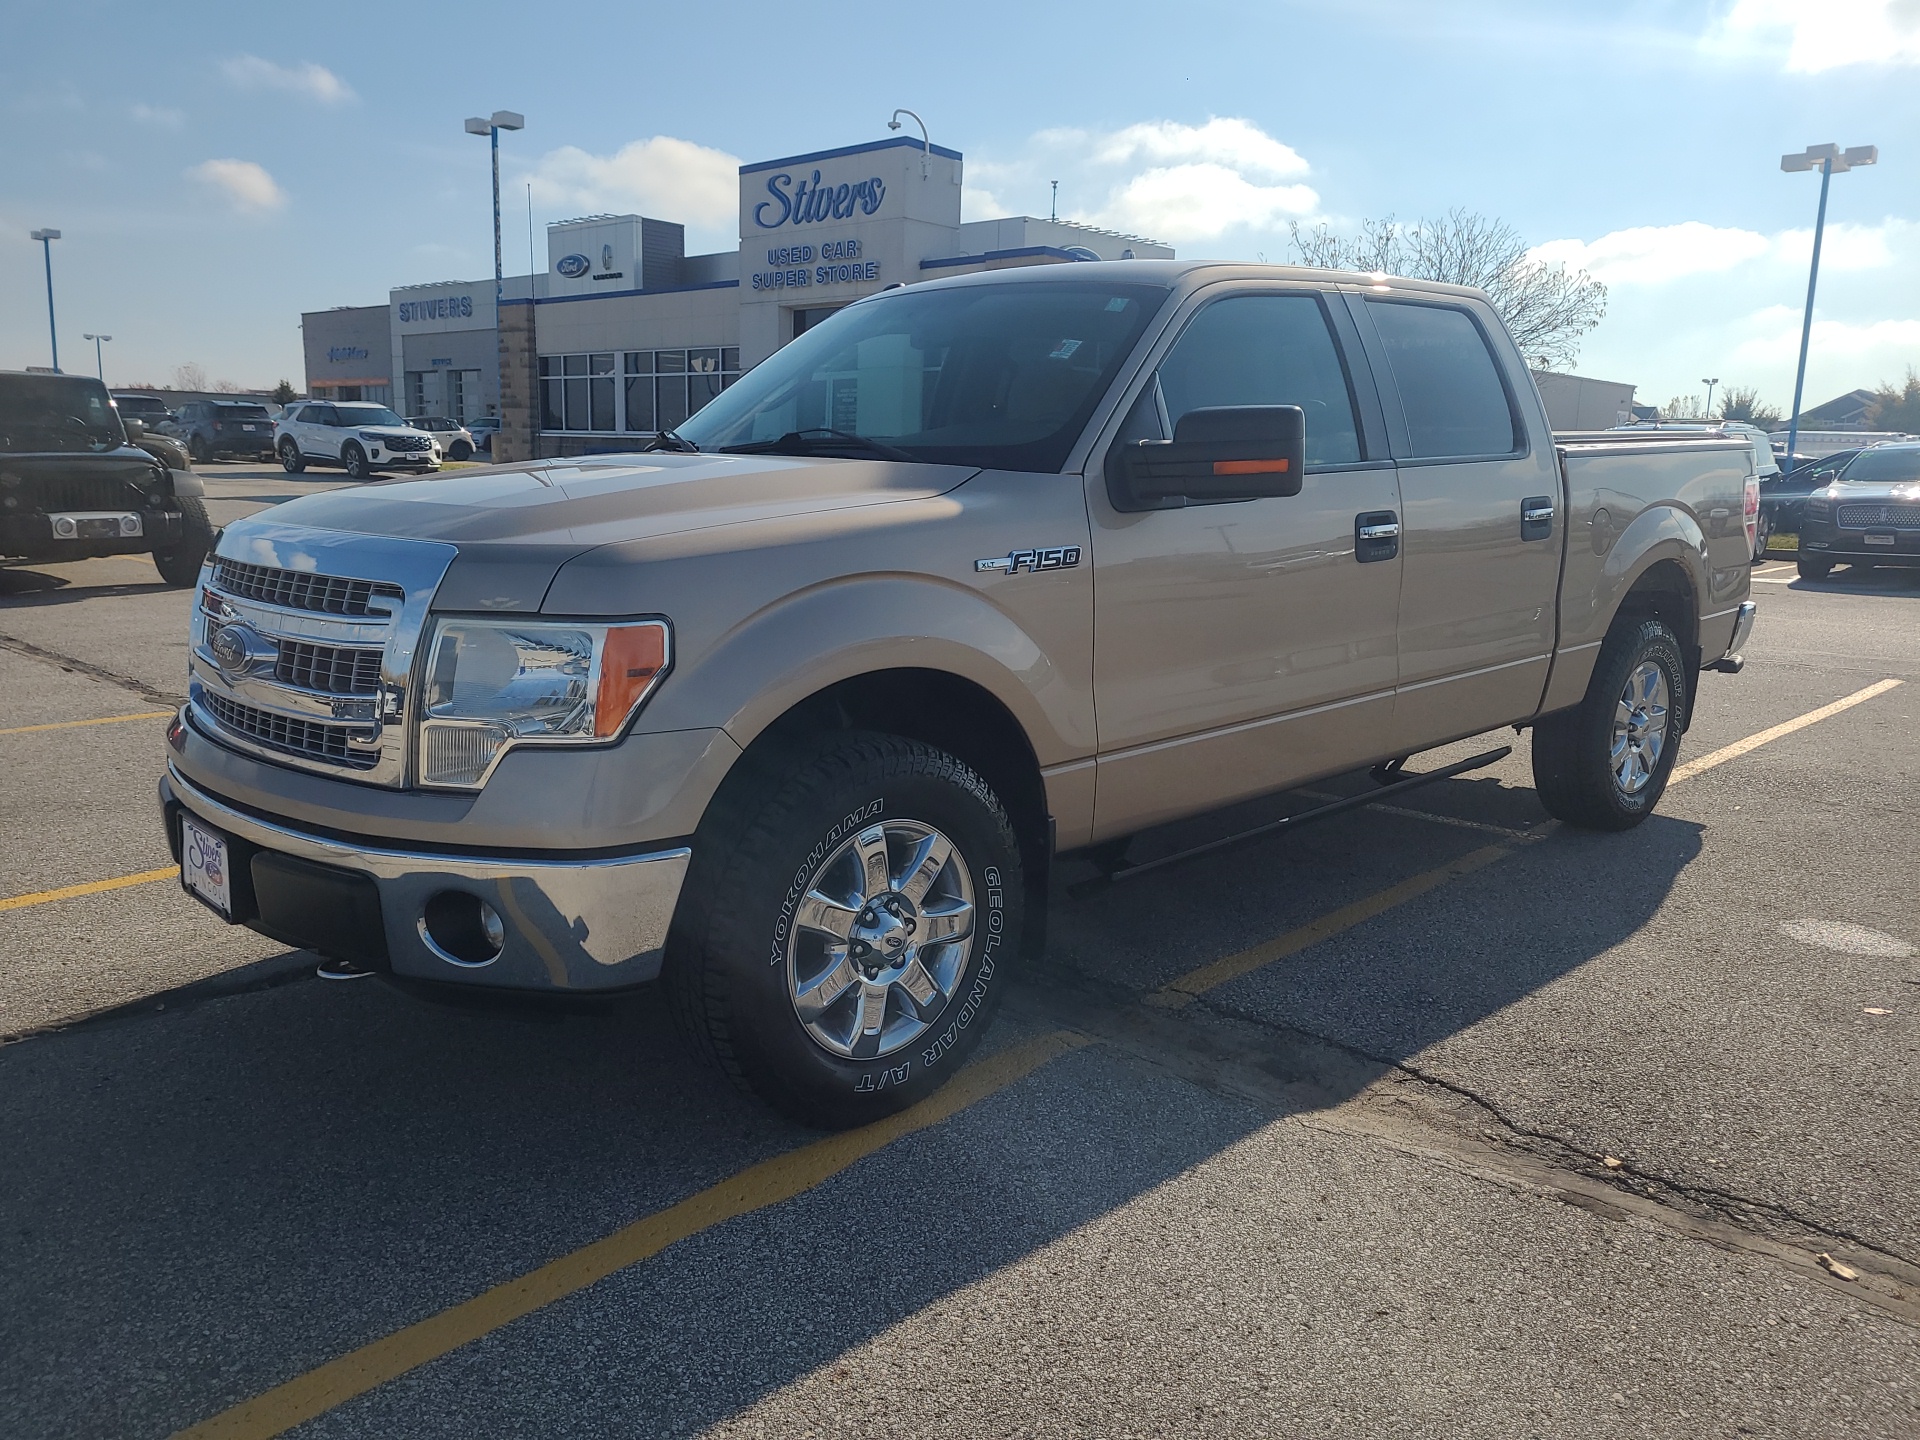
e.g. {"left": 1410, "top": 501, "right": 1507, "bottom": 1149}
{"left": 751, "top": 237, "right": 880, "bottom": 293}
{"left": 396, "top": 295, "right": 475, "bottom": 323}
{"left": 753, "top": 169, "right": 886, "bottom": 229}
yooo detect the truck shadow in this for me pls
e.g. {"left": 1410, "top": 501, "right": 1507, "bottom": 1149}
{"left": 0, "top": 771, "right": 1701, "bottom": 1437}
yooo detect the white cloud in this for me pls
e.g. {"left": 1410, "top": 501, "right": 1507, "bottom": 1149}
{"left": 969, "top": 117, "right": 1319, "bottom": 249}
{"left": 130, "top": 103, "right": 183, "bottom": 130}
{"left": 526, "top": 136, "right": 739, "bottom": 238}
{"left": 1715, "top": 0, "right": 1920, "bottom": 70}
{"left": 1529, "top": 218, "right": 1910, "bottom": 285}
{"left": 220, "top": 55, "right": 355, "bottom": 103}
{"left": 187, "top": 159, "right": 287, "bottom": 214}
{"left": 1728, "top": 305, "right": 1920, "bottom": 367}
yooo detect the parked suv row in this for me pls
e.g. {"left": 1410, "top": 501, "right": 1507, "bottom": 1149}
{"left": 275, "top": 402, "right": 440, "bottom": 479}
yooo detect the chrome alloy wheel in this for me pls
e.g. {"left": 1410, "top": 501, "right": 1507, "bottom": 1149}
{"left": 785, "top": 819, "right": 976, "bottom": 1060}
{"left": 1610, "top": 659, "right": 1671, "bottom": 796}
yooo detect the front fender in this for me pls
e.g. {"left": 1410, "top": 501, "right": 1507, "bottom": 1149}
{"left": 639, "top": 571, "right": 1092, "bottom": 768}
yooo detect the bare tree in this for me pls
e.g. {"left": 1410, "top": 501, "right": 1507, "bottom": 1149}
{"left": 212, "top": 378, "right": 243, "bottom": 393}
{"left": 1719, "top": 385, "right": 1782, "bottom": 428}
{"left": 1866, "top": 368, "right": 1920, "bottom": 432}
{"left": 173, "top": 361, "right": 208, "bottom": 391}
{"left": 1662, "top": 394, "right": 1705, "bottom": 420}
{"left": 1289, "top": 209, "right": 1607, "bottom": 372}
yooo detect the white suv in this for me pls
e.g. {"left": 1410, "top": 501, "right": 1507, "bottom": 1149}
{"left": 275, "top": 401, "right": 440, "bottom": 479}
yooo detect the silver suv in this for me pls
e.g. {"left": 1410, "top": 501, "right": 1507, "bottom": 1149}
{"left": 275, "top": 401, "right": 440, "bottom": 479}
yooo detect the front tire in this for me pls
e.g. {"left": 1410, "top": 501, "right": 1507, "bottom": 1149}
{"left": 189, "top": 436, "right": 212, "bottom": 465}
{"left": 666, "top": 733, "right": 1023, "bottom": 1129}
{"left": 1797, "top": 555, "right": 1833, "bottom": 581}
{"left": 152, "top": 496, "right": 214, "bottom": 588}
{"left": 1531, "top": 616, "right": 1686, "bottom": 831}
{"left": 279, "top": 439, "right": 306, "bottom": 474}
{"left": 342, "top": 443, "right": 369, "bottom": 480}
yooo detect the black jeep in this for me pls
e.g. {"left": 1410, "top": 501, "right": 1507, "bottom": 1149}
{"left": 0, "top": 371, "right": 215, "bottom": 587}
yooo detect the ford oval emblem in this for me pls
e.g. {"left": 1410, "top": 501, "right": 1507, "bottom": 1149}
{"left": 210, "top": 622, "right": 269, "bottom": 675}
{"left": 555, "top": 253, "right": 591, "bottom": 278}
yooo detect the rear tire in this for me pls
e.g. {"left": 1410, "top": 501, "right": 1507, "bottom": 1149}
{"left": 152, "top": 496, "right": 214, "bottom": 588}
{"left": 189, "top": 436, "right": 212, "bottom": 465}
{"left": 665, "top": 732, "right": 1023, "bottom": 1130}
{"left": 1531, "top": 616, "right": 1686, "bottom": 831}
{"left": 342, "top": 444, "right": 369, "bottom": 479}
{"left": 1751, "top": 509, "right": 1773, "bottom": 564}
{"left": 279, "top": 439, "right": 306, "bottom": 474}
{"left": 1797, "top": 555, "right": 1833, "bottom": 581}
{"left": 450, "top": 440, "right": 473, "bottom": 461}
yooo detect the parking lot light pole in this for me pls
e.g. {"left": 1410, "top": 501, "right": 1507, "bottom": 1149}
{"left": 84, "top": 333, "right": 112, "bottom": 382}
{"left": 1701, "top": 378, "right": 1718, "bottom": 418}
{"left": 30, "top": 229, "right": 61, "bottom": 372}
{"left": 1781, "top": 143, "right": 1877, "bottom": 466}
{"left": 464, "top": 111, "right": 524, "bottom": 312}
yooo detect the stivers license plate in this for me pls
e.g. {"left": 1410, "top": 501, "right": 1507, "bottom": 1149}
{"left": 181, "top": 815, "right": 233, "bottom": 919}
{"left": 1864, "top": 533, "right": 1896, "bottom": 546}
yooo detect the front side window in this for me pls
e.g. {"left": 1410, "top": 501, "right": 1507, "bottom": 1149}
{"left": 1367, "top": 300, "right": 1521, "bottom": 459}
{"left": 1152, "top": 293, "right": 1362, "bottom": 468}
{"left": 678, "top": 281, "right": 1168, "bottom": 471}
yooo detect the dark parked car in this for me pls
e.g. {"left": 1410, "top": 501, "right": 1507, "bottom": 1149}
{"left": 0, "top": 370, "right": 214, "bottom": 585}
{"left": 1765, "top": 449, "right": 1860, "bottom": 539}
{"left": 167, "top": 400, "right": 276, "bottom": 463}
{"left": 112, "top": 392, "right": 175, "bottom": 428}
{"left": 1798, "top": 443, "right": 1920, "bottom": 580}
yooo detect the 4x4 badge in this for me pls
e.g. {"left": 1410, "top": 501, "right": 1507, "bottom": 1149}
{"left": 975, "top": 545, "right": 1082, "bottom": 575}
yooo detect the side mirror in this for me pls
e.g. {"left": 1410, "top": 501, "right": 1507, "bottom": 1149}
{"left": 1108, "top": 405, "right": 1306, "bottom": 512}
{"left": 122, "top": 417, "right": 145, "bottom": 438}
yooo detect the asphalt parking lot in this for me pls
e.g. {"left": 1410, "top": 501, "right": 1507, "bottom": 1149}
{"left": 4, "top": 466, "right": 1919, "bottom": 1438}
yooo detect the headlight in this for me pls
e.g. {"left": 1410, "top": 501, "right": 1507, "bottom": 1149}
{"left": 417, "top": 617, "right": 670, "bottom": 787}
{"left": 359, "top": 431, "right": 384, "bottom": 443}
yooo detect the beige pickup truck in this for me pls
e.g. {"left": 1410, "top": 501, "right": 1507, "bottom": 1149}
{"left": 161, "top": 262, "right": 1757, "bottom": 1126}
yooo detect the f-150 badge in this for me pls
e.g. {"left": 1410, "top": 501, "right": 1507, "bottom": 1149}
{"left": 975, "top": 545, "right": 1082, "bottom": 574}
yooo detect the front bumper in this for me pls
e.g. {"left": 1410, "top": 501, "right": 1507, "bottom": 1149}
{"left": 161, "top": 765, "right": 689, "bottom": 992}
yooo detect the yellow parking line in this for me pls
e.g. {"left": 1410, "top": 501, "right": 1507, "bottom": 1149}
{"left": 1669, "top": 678, "right": 1902, "bottom": 785}
{"left": 0, "top": 867, "right": 177, "bottom": 913}
{"left": 0, "top": 711, "right": 171, "bottom": 737}
{"left": 172, "top": 1028, "right": 1092, "bottom": 1440}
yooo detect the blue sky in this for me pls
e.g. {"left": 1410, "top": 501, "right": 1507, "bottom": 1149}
{"left": 3, "top": 0, "right": 1915, "bottom": 416}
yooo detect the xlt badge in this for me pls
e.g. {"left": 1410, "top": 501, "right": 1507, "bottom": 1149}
{"left": 976, "top": 545, "right": 1082, "bottom": 575}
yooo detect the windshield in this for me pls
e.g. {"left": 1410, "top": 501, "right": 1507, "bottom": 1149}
{"left": 336, "top": 405, "right": 408, "bottom": 428}
{"left": 1838, "top": 448, "right": 1920, "bottom": 484}
{"left": 0, "top": 375, "right": 126, "bottom": 453}
{"left": 678, "top": 280, "right": 1168, "bottom": 472}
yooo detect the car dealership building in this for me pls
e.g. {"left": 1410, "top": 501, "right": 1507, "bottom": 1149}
{"left": 302, "top": 135, "right": 1170, "bottom": 463}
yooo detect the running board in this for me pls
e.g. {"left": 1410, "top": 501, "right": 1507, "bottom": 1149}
{"left": 1067, "top": 746, "right": 1513, "bottom": 898}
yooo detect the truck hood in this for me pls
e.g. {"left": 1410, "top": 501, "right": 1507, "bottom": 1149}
{"left": 227, "top": 452, "right": 978, "bottom": 610}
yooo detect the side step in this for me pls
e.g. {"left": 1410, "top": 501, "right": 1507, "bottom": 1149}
{"left": 1067, "top": 746, "right": 1512, "bottom": 898}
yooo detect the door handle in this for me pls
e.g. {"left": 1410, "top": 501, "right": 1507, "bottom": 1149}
{"left": 1355, "top": 510, "right": 1399, "bottom": 563}
{"left": 1521, "top": 495, "right": 1555, "bottom": 541}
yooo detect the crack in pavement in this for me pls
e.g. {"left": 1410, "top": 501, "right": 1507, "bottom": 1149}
{"left": 0, "top": 632, "right": 184, "bottom": 708}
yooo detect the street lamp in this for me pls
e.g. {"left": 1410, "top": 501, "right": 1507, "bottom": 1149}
{"left": 1781, "top": 143, "right": 1877, "bottom": 466}
{"left": 887, "top": 109, "right": 931, "bottom": 175}
{"left": 84, "top": 333, "right": 112, "bottom": 382}
{"left": 29, "top": 228, "right": 60, "bottom": 371}
{"left": 463, "top": 110, "right": 524, "bottom": 311}
{"left": 1701, "top": 377, "right": 1719, "bottom": 418}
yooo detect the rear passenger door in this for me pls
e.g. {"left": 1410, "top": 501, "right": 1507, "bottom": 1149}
{"left": 299, "top": 405, "right": 339, "bottom": 459}
{"left": 1352, "top": 296, "right": 1563, "bottom": 750}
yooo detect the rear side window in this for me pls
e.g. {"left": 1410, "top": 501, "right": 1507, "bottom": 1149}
{"left": 1155, "top": 294, "right": 1363, "bottom": 468}
{"left": 1368, "top": 301, "right": 1520, "bottom": 459}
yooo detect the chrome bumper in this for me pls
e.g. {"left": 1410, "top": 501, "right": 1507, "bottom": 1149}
{"left": 1710, "top": 600, "right": 1758, "bottom": 674}
{"left": 161, "top": 766, "right": 689, "bottom": 991}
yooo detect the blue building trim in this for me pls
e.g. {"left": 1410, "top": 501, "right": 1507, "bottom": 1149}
{"left": 741, "top": 135, "right": 963, "bottom": 175}
{"left": 502, "top": 278, "right": 741, "bottom": 309}
{"left": 920, "top": 246, "right": 1086, "bottom": 271}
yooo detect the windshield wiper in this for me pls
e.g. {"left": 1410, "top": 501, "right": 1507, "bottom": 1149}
{"left": 720, "top": 428, "right": 915, "bottom": 462}
{"left": 644, "top": 428, "right": 699, "bottom": 453}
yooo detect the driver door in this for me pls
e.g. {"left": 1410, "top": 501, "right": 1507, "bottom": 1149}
{"left": 1089, "top": 287, "right": 1404, "bottom": 838}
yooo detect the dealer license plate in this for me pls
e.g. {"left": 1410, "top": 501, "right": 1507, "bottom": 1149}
{"left": 1865, "top": 533, "right": 1896, "bottom": 546}
{"left": 180, "top": 815, "right": 233, "bottom": 919}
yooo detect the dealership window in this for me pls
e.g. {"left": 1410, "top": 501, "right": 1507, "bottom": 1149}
{"left": 538, "top": 348, "right": 738, "bottom": 433}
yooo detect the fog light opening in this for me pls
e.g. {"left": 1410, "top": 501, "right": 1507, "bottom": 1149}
{"left": 52, "top": 515, "right": 77, "bottom": 538}
{"left": 419, "top": 891, "right": 506, "bottom": 967}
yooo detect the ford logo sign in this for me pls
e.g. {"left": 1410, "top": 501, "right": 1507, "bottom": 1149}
{"left": 555, "top": 253, "right": 591, "bottom": 279}
{"left": 209, "top": 622, "right": 273, "bottom": 676}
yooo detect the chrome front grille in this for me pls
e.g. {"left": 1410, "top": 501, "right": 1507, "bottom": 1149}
{"left": 275, "top": 639, "right": 383, "bottom": 695}
{"left": 1836, "top": 503, "right": 1920, "bottom": 529}
{"left": 188, "top": 523, "right": 457, "bottom": 787}
{"left": 213, "top": 558, "right": 404, "bottom": 616}
{"left": 202, "top": 691, "right": 380, "bottom": 769}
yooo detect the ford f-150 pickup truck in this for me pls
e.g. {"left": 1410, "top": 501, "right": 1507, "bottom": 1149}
{"left": 160, "top": 262, "right": 1758, "bottom": 1127}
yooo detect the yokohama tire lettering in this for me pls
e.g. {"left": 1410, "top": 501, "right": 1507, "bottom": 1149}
{"left": 770, "top": 798, "right": 884, "bottom": 964}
